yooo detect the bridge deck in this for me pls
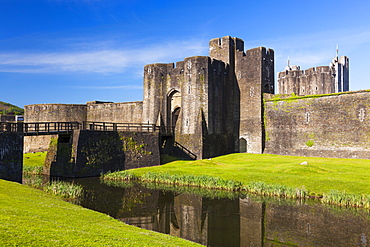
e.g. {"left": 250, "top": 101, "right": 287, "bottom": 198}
{"left": 0, "top": 121, "right": 174, "bottom": 136}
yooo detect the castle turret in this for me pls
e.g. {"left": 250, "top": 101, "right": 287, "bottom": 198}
{"left": 330, "top": 56, "right": 349, "bottom": 92}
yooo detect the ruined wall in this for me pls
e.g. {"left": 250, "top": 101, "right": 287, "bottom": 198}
{"left": 264, "top": 91, "right": 370, "bottom": 159}
{"left": 24, "top": 104, "right": 87, "bottom": 123}
{"left": 0, "top": 133, "right": 23, "bottom": 183}
{"left": 87, "top": 101, "right": 143, "bottom": 123}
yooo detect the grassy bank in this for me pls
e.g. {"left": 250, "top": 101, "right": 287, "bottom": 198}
{"left": 0, "top": 179, "right": 201, "bottom": 246}
{"left": 103, "top": 153, "right": 370, "bottom": 208}
{"left": 23, "top": 152, "right": 46, "bottom": 174}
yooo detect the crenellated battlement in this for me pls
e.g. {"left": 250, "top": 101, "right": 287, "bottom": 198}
{"left": 281, "top": 66, "right": 331, "bottom": 77}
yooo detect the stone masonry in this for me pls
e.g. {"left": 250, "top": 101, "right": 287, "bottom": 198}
{"left": 24, "top": 36, "right": 370, "bottom": 160}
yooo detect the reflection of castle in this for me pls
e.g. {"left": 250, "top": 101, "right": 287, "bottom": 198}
{"left": 113, "top": 186, "right": 370, "bottom": 246}
{"left": 118, "top": 188, "right": 240, "bottom": 246}
{"left": 278, "top": 56, "right": 349, "bottom": 95}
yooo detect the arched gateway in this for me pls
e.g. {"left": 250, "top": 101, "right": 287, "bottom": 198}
{"left": 167, "top": 90, "right": 181, "bottom": 131}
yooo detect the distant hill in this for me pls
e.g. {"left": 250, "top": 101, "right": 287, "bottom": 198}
{"left": 0, "top": 101, "right": 24, "bottom": 115}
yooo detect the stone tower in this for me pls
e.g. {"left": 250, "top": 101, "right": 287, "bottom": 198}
{"left": 330, "top": 56, "right": 349, "bottom": 92}
{"left": 142, "top": 36, "right": 274, "bottom": 159}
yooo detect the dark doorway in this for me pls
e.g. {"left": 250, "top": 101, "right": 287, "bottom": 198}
{"left": 172, "top": 107, "right": 181, "bottom": 128}
{"left": 239, "top": 138, "right": 247, "bottom": 153}
{"left": 167, "top": 90, "right": 181, "bottom": 130}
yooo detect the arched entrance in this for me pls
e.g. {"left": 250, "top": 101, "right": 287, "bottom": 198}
{"left": 167, "top": 90, "right": 182, "bottom": 130}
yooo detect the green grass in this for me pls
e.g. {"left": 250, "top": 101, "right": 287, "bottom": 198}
{"left": 103, "top": 153, "right": 370, "bottom": 207}
{"left": 266, "top": 89, "right": 370, "bottom": 103}
{"left": 0, "top": 179, "right": 201, "bottom": 246}
{"left": 23, "top": 152, "right": 47, "bottom": 174}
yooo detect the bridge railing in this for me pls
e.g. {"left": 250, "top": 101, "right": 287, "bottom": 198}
{"left": 0, "top": 122, "right": 19, "bottom": 132}
{"left": 23, "top": 122, "right": 80, "bottom": 134}
{"left": 0, "top": 122, "right": 80, "bottom": 134}
{"left": 0, "top": 121, "right": 174, "bottom": 136}
{"left": 174, "top": 141, "right": 197, "bottom": 160}
{"left": 82, "top": 121, "right": 157, "bottom": 132}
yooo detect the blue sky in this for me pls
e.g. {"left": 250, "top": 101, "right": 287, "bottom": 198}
{"left": 1, "top": 0, "right": 370, "bottom": 107}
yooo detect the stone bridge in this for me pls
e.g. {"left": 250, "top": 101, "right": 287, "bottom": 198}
{"left": 0, "top": 121, "right": 182, "bottom": 183}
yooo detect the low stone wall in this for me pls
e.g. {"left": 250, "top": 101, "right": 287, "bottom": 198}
{"left": 264, "top": 91, "right": 370, "bottom": 158}
{"left": 0, "top": 133, "right": 23, "bottom": 182}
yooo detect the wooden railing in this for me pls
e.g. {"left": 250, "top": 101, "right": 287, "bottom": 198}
{"left": 0, "top": 122, "right": 20, "bottom": 132}
{"left": 0, "top": 122, "right": 81, "bottom": 135}
{"left": 82, "top": 121, "right": 156, "bottom": 132}
{"left": 0, "top": 121, "right": 174, "bottom": 136}
{"left": 82, "top": 121, "right": 174, "bottom": 135}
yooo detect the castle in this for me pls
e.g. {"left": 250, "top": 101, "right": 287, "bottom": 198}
{"left": 24, "top": 36, "right": 370, "bottom": 160}
{"left": 278, "top": 56, "right": 349, "bottom": 95}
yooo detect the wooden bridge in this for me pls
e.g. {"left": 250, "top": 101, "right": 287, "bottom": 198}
{"left": 0, "top": 121, "right": 174, "bottom": 136}
{"left": 0, "top": 121, "right": 196, "bottom": 183}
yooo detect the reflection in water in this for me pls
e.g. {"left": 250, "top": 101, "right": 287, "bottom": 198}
{"left": 24, "top": 176, "right": 370, "bottom": 246}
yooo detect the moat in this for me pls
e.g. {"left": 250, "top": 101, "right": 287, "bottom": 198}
{"left": 24, "top": 175, "right": 370, "bottom": 246}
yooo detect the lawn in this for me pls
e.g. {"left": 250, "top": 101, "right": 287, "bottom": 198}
{"left": 111, "top": 153, "right": 370, "bottom": 196}
{"left": 23, "top": 152, "right": 47, "bottom": 167}
{"left": 23, "top": 152, "right": 46, "bottom": 174}
{"left": 0, "top": 179, "right": 201, "bottom": 246}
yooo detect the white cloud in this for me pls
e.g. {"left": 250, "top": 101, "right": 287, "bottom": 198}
{"left": 0, "top": 39, "right": 208, "bottom": 74}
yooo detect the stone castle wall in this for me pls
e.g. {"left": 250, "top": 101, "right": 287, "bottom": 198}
{"left": 24, "top": 135, "right": 57, "bottom": 153}
{"left": 236, "top": 47, "right": 274, "bottom": 154}
{"left": 142, "top": 36, "right": 274, "bottom": 159}
{"left": 87, "top": 101, "right": 143, "bottom": 123}
{"left": 24, "top": 102, "right": 143, "bottom": 124}
{"left": 24, "top": 104, "right": 87, "bottom": 123}
{"left": 264, "top": 90, "right": 370, "bottom": 158}
{"left": 143, "top": 55, "right": 234, "bottom": 159}
{"left": 44, "top": 130, "right": 160, "bottom": 177}
{"left": 0, "top": 133, "right": 23, "bottom": 183}
{"left": 22, "top": 36, "right": 368, "bottom": 160}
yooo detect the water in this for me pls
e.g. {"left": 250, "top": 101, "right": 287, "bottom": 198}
{"left": 24, "top": 175, "right": 370, "bottom": 246}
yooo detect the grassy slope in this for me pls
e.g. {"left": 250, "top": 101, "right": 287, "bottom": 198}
{"left": 0, "top": 101, "right": 24, "bottom": 114}
{"left": 0, "top": 179, "right": 201, "bottom": 246}
{"left": 124, "top": 153, "right": 370, "bottom": 196}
